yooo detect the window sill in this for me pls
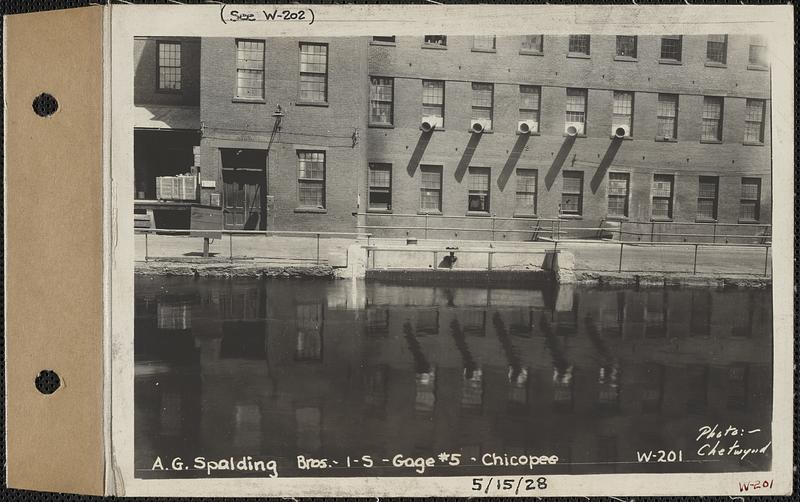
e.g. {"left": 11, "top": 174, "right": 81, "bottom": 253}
{"left": 156, "top": 88, "right": 183, "bottom": 94}
{"left": 369, "top": 123, "right": 394, "bottom": 129}
{"left": 519, "top": 50, "right": 544, "bottom": 56}
{"left": 695, "top": 218, "right": 718, "bottom": 223}
{"left": 704, "top": 61, "right": 727, "bottom": 68}
{"left": 517, "top": 131, "right": 541, "bottom": 136}
{"left": 655, "top": 137, "right": 678, "bottom": 143}
{"left": 738, "top": 218, "right": 761, "bottom": 224}
{"left": 471, "top": 48, "right": 497, "bottom": 54}
{"left": 232, "top": 97, "right": 266, "bottom": 104}
{"left": 421, "top": 44, "right": 447, "bottom": 50}
{"left": 747, "top": 64, "right": 769, "bottom": 71}
{"left": 613, "top": 56, "right": 638, "bottom": 62}
{"left": 605, "top": 216, "right": 629, "bottom": 222}
{"left": 466, "top": 211, "right": 491, "bottom": 217}
{"left": 367, "top": 208, "right": 393, "bottom": 214}
{"left": 558, "top": 214, "right": 583, "bottom": 220}
{"left": 658, "top": 58, "right": 683, "bottom": 65}
{"left": 743, "top": 141, "right": 765, "bottom": 147}
{"left": 513, "top": 213, "right": 539, "bottom": 219}
{"left": 294, "top": 207, "right": 327, "bottom": 214}
{"left": 417, "top": 210, "right": 442, "bottom": 215}
{"left": 295, "top": 101, "right": 329, "bottom": 107}
{"left": 699, "top": 139, "right": 723, "bottom": 144}
{"left": 369, "top": 41, "right": 396, "bottom": 47}
{"left": 567, "top": 53, "right": 591, "bottom": 59}
{"left": 650, "top": 217, "right": 673, "bottom": 222}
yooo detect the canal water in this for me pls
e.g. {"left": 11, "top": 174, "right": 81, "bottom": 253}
{"left": 135, "top": 277, "right": 772, "bottom": 478}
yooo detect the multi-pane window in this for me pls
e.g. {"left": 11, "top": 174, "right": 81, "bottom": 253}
{"left": 419, "top": 165, "right": 443, "bottom": 212}
{"left": 521, "top": 35, "right": 543, "bottom": 53}
{"left": 697, "top": 176, "right": 719, "bottom": 220}
{"left": 740, "top": 178, "right": 761, "bottom": 221}
{"left": 157, "top": 42, "right": 181, "bottom": 91}
{"left": 651, "top": 174, "right": 674, "bottom": 219}
{"left": 656, "top": 94, "right": 678, "bottom": 139}
{"left": 701, "top": 96, "right": 724, "bottom": 141}
{"left": 368, "top": 163, "right": 392, "bottom": 210}
{"left": 299, "top": 43, "right": 328, "bottom": 103}
{"left": 297, "top": 151, "right": 325, "bottom": 208}
{"left": 519, "top": 85, "right": 540, "bottom": 132}
{"left": 748, "top": 36, "right": 768, "bottom": 66}
{"left": 424, "top": 35, "right": 447, "bottom": 46}
{"left": 561, "top": 171, "right": 584, "bottom": 215}
{"left": 471, "top": 83, "right": 494, "bottom": 130}
{"left": 612, "top": 91, "right": 634, "bottom": 136}
{"left": 565, "top": 88, "right": 587, "bottom": 134}
{"left": 473, "top": 36, "right": 496, "bottom": 50}
{"left": 372, "top": 36, "right": 395, "bottom": 43}
{"left": 616, "top": 36, "right": 637, "bottom": 58}
{"left": 607, "top": 173, "right": 630, "bottom": 218}
{"left": 660, "top": 35, "right": 682, "bottom": 62}
{"left": 467, "top": 167, "right": 490, "bottom": 213}
{"left": 236, "top": 40, "right": 265, "bottom": 99}
{"left": 744, "top": 99, "right": 766, "bottom": 143}
{"left": 369, "top": 77, "right": 393, "bottom": 125}
{"left": 422, "top": 80, "right": 445, "bottom": 121}
{"left": 568, "top": 35, "right": 590, "bottom": 55}
{"left": 515, "top": 169, "right": 537, "bottom": 214}
{"left": 706, "top": 35, "right": 727, "bottom": 64}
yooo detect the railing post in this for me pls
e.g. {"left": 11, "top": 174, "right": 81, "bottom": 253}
{"left": 316, "top": 233, "right": 320, "bottom": 264}
{"left": 491, "top": 214, "right": 496, "bottom": 242}
{"left": 618, "top": 221, "right": 623, "bottom": 242}
{"left": 693, "top": 244, "right": 699, "bottom": 274}
{"left": 712, "top": 223, "right": 717, "bottom": 244}
{"left": 487, "top": 251, "right": 493, "bottom": 271}
{"left": 144, "top": 232, "right": 149, "bottom": 262}
{"left": 764, "top": 245, "right": 769, "bottom": 276}
{"left": 229, "top": 232, "right": 233, "bottom": 262}
{"left": 424, "top": 213, "right": 429, "bottom": 240}
{"left": 433, "top": 251, "right": 438, "bottom": 270}
{"left": 650, "top": 222, "right": 655, "bottom": 242}
{"left": 618, "top": 242, "right": 624, "bottom": 272}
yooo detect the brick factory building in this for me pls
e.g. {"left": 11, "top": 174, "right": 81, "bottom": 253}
{"left": 134, "top": 35, "right": 771, "bottom": 241}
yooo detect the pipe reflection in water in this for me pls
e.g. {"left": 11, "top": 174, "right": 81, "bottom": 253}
{"left": 134, "top": 277, "right": 774, "bottom": 478}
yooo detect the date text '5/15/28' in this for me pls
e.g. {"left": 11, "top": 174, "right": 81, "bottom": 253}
{"left": 472, "top": 477, "right": 548, "bottom": 495}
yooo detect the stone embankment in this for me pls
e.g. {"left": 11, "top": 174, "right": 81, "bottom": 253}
{"left": 135, "top": 261, "right": 334, "bottom": 279}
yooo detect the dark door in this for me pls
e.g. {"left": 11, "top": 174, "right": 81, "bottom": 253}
{"left": 223, "top": 170, "right": 265, "bottom": 230}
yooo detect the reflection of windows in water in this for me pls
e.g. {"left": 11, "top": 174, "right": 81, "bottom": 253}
{"left": 689, "top": 291, "right": 711, "bottom": 336}
{"left": 295, "top": 304, "right": 323, "bottom": 361}
{"left": 597, "top": 367, "right": 620, "bottom": 411}
{"left": 157, "top": 301, "right": 191, "bottom": 330}
{"left": 415, "top": 309, "right": 439, "bottom": 335}
{"left": 219, "top": 288, "right": 263, "bottom": 320}
{"left": 295, "top": 407, "right": 322, "bottom": 453}
{"left": 159, "top": 390, "right": 183, "bottom": 436}
{"left": 233, "top": 403, "right": 262, "bottom": 449}
{"left": 461, "top": 369, "right": 483, "bottom": 413}
{"left": 732, "top": 293, "right": 765, "bottom": 338}
{"left": 507, "top": 367, "right": 529, "bottom": 411}
{"left": 363, "top": 366, "right": 389, "bottom": 417}
{"left": 415, "top": 370, "right": 436, "bottom": 413}
{"left": 644, "top": 291, "right": 667, "bottom": 337}
{"left": 461, "top": 309, "right": 486, "bottom": 336}
{"left": 726, "top": 363, "right": 749, "bottom": 411}
{"left": 641, "top": 364, "right": 665, "bottom": 413}
{"left": 685, "top": 364, "right": 709, "bottom": 413}
{"left": 365, "top": 308, "right": 390, "bottom": 337}
{"left": 508, "top": 309, "right": 533, "bottom": 338}
{"left": 553, "top": 366, "right": 574, "bottom": 412}
{"left": 220, "top": 320, "right": 267, "bottom": 360}
{"left": 601, "top": 292, "right": 625, "bottom": 337}
{"left": 554, "top": 304, "right": 578, "bottom": 337}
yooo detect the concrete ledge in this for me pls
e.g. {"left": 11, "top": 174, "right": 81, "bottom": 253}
{"left": 574, "top": 271, "right": 771, "bottom": 289}
{"left": 135, "top": 261, "right": 335, "bottom": 279}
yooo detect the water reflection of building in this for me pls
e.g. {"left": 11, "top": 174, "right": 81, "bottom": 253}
{"left": 135, "top": 279, "right": 773, "bottom": 475}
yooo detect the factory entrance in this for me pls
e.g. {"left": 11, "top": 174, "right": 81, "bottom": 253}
{"left": 221, "top": 148, "right": 267, "bottom": 231}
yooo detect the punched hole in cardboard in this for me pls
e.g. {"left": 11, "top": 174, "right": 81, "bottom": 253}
{"left": 35, "top": 369, "right": 61, "bottom": 395}
{"left": 32, "top": 93, "right": 58, "bottom": 117}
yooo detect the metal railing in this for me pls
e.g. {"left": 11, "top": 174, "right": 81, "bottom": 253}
{"left": 135, "top": 228, "right": 372, "bottom": 265}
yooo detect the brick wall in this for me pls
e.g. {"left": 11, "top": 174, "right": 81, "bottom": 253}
{"left": 133, "top": 37, "right": 200, "bottom": 107}
{"left": 198, "top": 37, "right": 369, "bottom": 233}
{"left": 365, "top": 35, "right": 771, "bottom": 240}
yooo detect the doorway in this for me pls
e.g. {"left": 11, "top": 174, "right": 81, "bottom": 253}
{"left": 221, "top": 149, "right": 267, "bottom": 230}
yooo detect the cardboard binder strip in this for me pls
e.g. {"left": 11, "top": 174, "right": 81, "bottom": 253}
{"left": 5, "top": 6, "right": 105, "bottom": 495}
